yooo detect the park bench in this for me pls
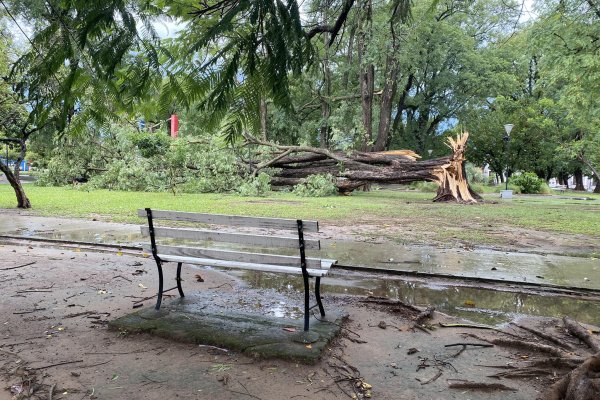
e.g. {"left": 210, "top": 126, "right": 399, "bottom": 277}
{"left": 139, "top": 208, "right": 336, "bottom": 332}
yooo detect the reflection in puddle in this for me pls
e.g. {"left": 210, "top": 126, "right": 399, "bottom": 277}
{"left": 225, "top": 269, "right": 600, "bottom": 327}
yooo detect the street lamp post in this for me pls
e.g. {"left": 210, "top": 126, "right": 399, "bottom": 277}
{"left": 503, "top": 124, "right": 514, "bottom": 191}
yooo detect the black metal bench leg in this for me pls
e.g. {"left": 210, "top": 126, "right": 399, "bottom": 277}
{"left": 302, "top": 272, "right": 310, "bottom": 331}
{"left": 155, "top": 260, "right": 164, "bottom": 310}
{"left": 315, "top": 277, "right": 325, "bottom": 317}
{"left": 176, "top": 262, "right": 185, "bottom": 298}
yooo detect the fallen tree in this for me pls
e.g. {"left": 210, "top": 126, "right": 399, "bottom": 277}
{"left": 245, "top": 131, "right": 481, "bottom": 203}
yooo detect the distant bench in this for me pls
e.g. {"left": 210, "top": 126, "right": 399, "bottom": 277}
{"left": 554, "top": 185, "right": 567, "bottom": 193}
{"left": 139, "top": 208, "right": 336, "bottom": 332}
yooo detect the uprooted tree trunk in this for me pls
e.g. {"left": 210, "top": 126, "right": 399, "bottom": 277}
{"left": 245, "top": 132, "right": 481, "bottom": 203}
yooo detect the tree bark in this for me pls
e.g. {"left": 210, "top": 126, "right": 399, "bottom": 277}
{"left": 247, "top": 132, "right": 480, "bottom": 203}
{"left": 0, "top": 159, "right": 31, "bottom": 208}
{"left": 374, "top": 54, "right": 398, "bottom": 151}
{"left": 319, "top": 6, "right": 332, "bottom": 149}
{"left": 357, "top": 0, "right": 374, "bottom": 151}
{"left": 574, "top": 168, "right": 585, "bottom": 191}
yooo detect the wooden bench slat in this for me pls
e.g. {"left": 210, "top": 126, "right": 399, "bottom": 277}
{"left": 141, "top": 226, "right": 320, "bottom": 250}
{"left": 145, "top": 245, "right": 328, "bottom": 270}
{"left": 137, "top": 209, "right": 319, "bottom": 232}
{"left": 156, "top": 254, "right": 329, "bottom": 277}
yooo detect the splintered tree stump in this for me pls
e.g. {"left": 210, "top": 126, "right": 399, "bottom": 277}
{"left": 245, "top": 132, "right": 481, "bottom": 203}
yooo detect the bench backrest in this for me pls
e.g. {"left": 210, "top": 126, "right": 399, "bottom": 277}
{"left": 138, "top": 209, "right": 328, "bottom": 271}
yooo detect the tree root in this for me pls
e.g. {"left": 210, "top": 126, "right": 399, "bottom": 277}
{"left": 463, "top": 333, "right": 565, "bottom": 357}
{"left": 563, "top": 317, "right": 600, "bottom": 353}
{"left": 540, "top": 352, "right": 600, "bottom": 400}
{"left": 510, "top": 322, "right": 574, "bottom": 350}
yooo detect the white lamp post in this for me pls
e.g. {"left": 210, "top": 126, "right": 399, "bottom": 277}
{"left": 501, "top": 124, "right": 514, "bottom": 198}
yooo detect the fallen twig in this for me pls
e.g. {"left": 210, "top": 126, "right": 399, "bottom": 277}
{"left": 13, "top": 308, "right": 46, "bottom": 315}
{"left": 28, "top": 359, "right": 84, "bottom": 370}
{"left": 444, "top": 342, "right": 494, "bottom": 358}
{"left": 361, "top": 296, "right": 421, "bottom": 313}
{"left": 209, "top": 282, "right": 234, "bottom": 290}
{"left": 439, "top": 322, "right": 495, "bottom": 330}
{"left": 63, "top": 311, "right": 96, "bottom": 318}
{"left": 447, "top": 380, "right": 517, "bottom": 391}
{"left": 112, "top": 275, "right": 132, "bottom": 283}
{"left": 0, "top": 261, "right": 36, "bottom": 271}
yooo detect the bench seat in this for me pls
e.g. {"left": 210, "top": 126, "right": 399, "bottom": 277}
{"left": 155, "top": 254, "right": 333, "bottom": 277}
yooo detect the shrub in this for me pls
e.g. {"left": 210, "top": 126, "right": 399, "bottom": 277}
{"left": 465, "top": 163, "right": 485, "bottom": 184}
{"left": 511, "top": 172, "right": 545, "bottom": 194}
{"left": 410, "top": 181, "right": 439, "bottom": 192}
{"left": 293, "top": 174, "right": 338, "bottom": 197}
{"left": 236, "top": 173, "right": 272, "bottom": 196}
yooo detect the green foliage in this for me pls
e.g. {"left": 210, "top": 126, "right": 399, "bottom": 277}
{"left": 511, "top": 172, "right": 546, "bottom": 194}
{"left": 130, "top": 131, "right": 171, "bottom": 158}
{"left": 35, "top": 123, "right": 243, "bottom": 193}
{"left": 236, "top": 173, "right": 272, "bottom": 197}
{"left": 410, "top": 181, "right": 439, "bottom": 193}
{"left": 292, "top": 174, "right": 338, "bottom": 197}
{"left": 465, "top": 163, "right": 485, "bottom": 184}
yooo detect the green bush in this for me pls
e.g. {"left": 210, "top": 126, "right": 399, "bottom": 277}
{"left": 410, "top": 181, "right": 439, "bottom": 192}
{"left": 469, "top": 183, "right": 485, "bottom": 194}
{"left": 465, "top": 163, "right": 485, "bottom": 183}
{"left": 236, "top": 173, "right": 272, "bottom": 196}
{"left": 292, "top": 174, "right": 338, "bottom": 197}
{"left": 511, "top": 172, "right": 545, "bottom": 194}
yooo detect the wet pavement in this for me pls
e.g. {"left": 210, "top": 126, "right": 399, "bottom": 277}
{"left": 1, "top": 212, "right": 598, "bottom": 290}
{"left": 1, "top": 212, "right": 599, "bottom": 328}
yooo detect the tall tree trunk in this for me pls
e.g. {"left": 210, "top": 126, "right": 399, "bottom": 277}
{"left": 391, "top": 73, "right": 414, "bottom": 144}
{"left": 359, "top": 68, "right": 374, "bottom": 151}
{"left": 0, "top": 160, "right": 31, "bottom": 208}
{"left": 594, "top": 178, "right": 600, "bottom": 193}
{"left": 320, "top": 6, "right": 332, "bottom": 149}
{"left": 374, "top": 55, "right": 398, "bottom": 151}
{"left": 357, "top": 0, "right": 374, "bottom": 151}
{"left": 574, "top": 168, "right": 585, "bottom": 191}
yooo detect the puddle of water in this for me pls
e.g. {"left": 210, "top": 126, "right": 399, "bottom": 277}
{"left": 322, "top": 240, "right": 600, "bottom": 290}
{"left": 226, "top": 269, "right": 600, "bottom": 327}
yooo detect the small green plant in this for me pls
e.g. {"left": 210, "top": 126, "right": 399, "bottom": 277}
{"left": 236, "top": 172, "right": 271, "bottom": 196}
{"left": 511, "top": 172, "right": 545, "bottom": 194}
{"left": 292, "top": 174, "right": 338, "bottom": 197}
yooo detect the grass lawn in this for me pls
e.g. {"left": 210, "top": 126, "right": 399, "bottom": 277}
{"left": 1, "top": 185, "right": 599, "bottom": 253}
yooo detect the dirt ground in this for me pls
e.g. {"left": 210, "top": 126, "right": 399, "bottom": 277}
{"left": 1, "top": 243, "right": 598, "bottom": 400}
